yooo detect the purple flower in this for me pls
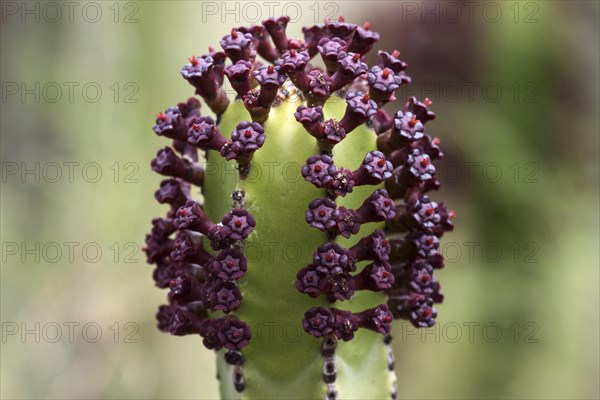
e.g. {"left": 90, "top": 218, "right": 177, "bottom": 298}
{"left": 169, "top": 308, "right": 204, "bottom": 336}
{"left": 303, "top": 307, "right": 334, "bottom": 337}
{"left": 321, "top": 119, "right": 347, "bottom": 149}
{"left": 253, "top": 64, "right": 286, "bottom": 107}
{"left": 377, "top": 50, "right": 408, "bottom": 74}
{"left": 406, "top": 148, "right": 436, "bottom": 182}
{"left": 221, "top": 208, "right": 256, "bottom": 240}
{"left": 180, "top": 54, "right": 229, "bottom": 115}
{"left": 361, "top": 261, "right": 395, "bottom": 291}
{"left": 403, "top": 96, "right": 436, "bottom": 124}
{"left": 173, "top": 200, "right": 215, "bottom": 234}
{"left": 144, "top": 233, "right": 173, "bottom": 264}
{"left": 220, "top": 29, "right": 254, "bottom": 62}
{"left": 156, "top": 304, "right": 177, "bottom": 333}
{"left": 307, "top": 70, "right": 333, "bottom": 105}
{"left": 313, "top": 243, "right": 354, "bottom": 274}
{"left": 263, "top": 16, "right": 290, "bottom": 52}
{"left": 294, "top": 105, "right": 324, "bottom": 138}
{"left": 353, "top": 151, "right": 393, "bottom": 186}
{"left": 348, "top": 22, "right": 380, "bottom": 55}
{"left": 153, "top": 106, "right": 183, "bottom": 140}
{"left": 170, "top": 232, "right": 210, "bottom": 265}
{"left": 331, "top": 52, "right": 368, "bottom": 92}
{"left": 295, "top": 265, "right": 328, "bottom": 297}
{"left": 326, "top": 17, "right": 357, "bottom": 43}
{"left": 237, "top": 24, "right": 278, "bottom": 62}
{"left": 211, "top": 248, "right": 247, "bottom": 280}
{"left": 187, "top": 116, "right": 227, "bottom": 151}
{"left": 394, "top": 111, "right": 425, "bottom": 143}
{"left": 306, "top": 198, "right": 337, "bottom": 231}
{"left": 349, "top": 230, "right": 391, "bottom": 263}
{"left": 330, "top": 167, "right": 355, "bottom": 197}
{"left": 339, "top": 91, "right": 378, "bottom": 133}
{"left": 357, "top": 305, "right": 393, "bottom": 335}
{"left": 355, "top": 189, "right": 396, "bottom": 223}
{"left": 368, "top": 66, "right": 401, "bottom": 104}
{"left": 199, "top": 318, "right": 224, "bottom": 350}
{"left": 154, "top": 179, "right": 189, "bottom": 208}
{"left": 318, "top": 37, "right": 347, "bottom": 74}
{"left": 221, "top": 121, "right": 265, "bottom": 163}
{"left": 150, "top": 217, "right": 176, "bottom": 241}
{"left": 224, "top": 60, "right": 253, "bottom": 97}
{"left": 331, "top": 310, "right": 359, "bottom": 341}
{"left": 207, "top": 279, "right": 242, "bottom": 314}
{"left": 218, "top": 318, "right": 252, "bottom": 350}
{"left": 207, "top": 224, "right": 232, "bottom": 251}
{"left": 302, "top": 154, "right": 336, "bottom": 188}
{"left": 277, "top": 49, "right": 310, "bottom": 91}
{"left": 333, "top": 206, "right": 360, "bottom": 238}
{"left": 327, "top": 273, "right": 355, "bottom": 301}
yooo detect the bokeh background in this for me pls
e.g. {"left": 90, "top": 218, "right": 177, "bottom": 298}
{"left": 1, "top": 1, "right": 598, "bottom": 399}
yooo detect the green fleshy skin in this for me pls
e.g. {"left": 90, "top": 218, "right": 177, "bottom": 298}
{"left": 203, "top": 97, "right": 393, "bottom": 399}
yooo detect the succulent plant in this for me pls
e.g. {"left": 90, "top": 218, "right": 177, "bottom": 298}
{"left": 146, "top": 16, "right": 454, "bottom": 399}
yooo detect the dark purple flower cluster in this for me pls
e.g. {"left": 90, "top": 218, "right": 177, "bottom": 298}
{"left": 148, "top": 84, "right": 258, "bottom": 353}
{"left": 289, "top": 18, "right": 453, "bottom": 336}
{"left": 149, "top": 16, "right": 455, "bottom": 377}
{"left": 302, "top": 304, "right": 393, "bottom": 341}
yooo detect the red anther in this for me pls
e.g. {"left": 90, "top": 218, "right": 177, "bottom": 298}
{"left": 314, "top": 164, "right": 322, "bottom": 173}
{"left": 363, "top": 21, "right": 371, "bottom": 30}
{"left": 244, "top": 129, "right": 252, "bottom": 138}
{"left": 235, "top": 220, "right": 243, "bottom": 227}
{"left": 423, "top": 307, "right": 432, "bottom": 317}
{"left": 424, "top": 98, "right": 432, "bottom": 106}
{"left": 352, "top": 53, "right": 361, "bottom": 62}
{"left": 191, "top": 123, "right": 200, "bottom": 131}
{"left": 188, "top": 55, "right": 199, "bottom": 66}
{"left": 422, "top": 274, "right": 431, "bottom": 283}
{"left": 231, "top": 29, "right": 238, "bottom": 39}
{"left": 425, "top": 237, "right": 434, "bottom": 245}
{"left": 325, "top": 255, "right": 333, "bottom": 262}
{"left": 432, "top": 137, "right": 440, "bottom": 145}
{"left": 382, "top": 271, "right": 390, "bottom": 278}
{"left": 449, "top": 210, "right": 457, "bottom": 219}
{"left": 267, "top": 65, "right": 274, "bottom": 73}
{"left": 290, "top": 49, "right": 297, "bottom": 57}
{"left": 382, "top": 68, "right": 390, "bottom": 79}
{"left": 227, "top": 261, "right": 234, "bottom": 267}
{"left": 377, "top": 159, "right": 386, "bottom": 167}
{"left": 231, "top": 330, "right": 241, "bottom": 339}
{"left": 382, "top": 314, "right": 392, "bottom": 323}
{"left": 178, "top": 208, "right": 186, "bottom": 215}
{"left": 306, "top": 275, "right": 314, "bottom": 283}
{"left": 425, "top": 207, "right": 434, "bottom": 216}
{"left": 361, "top": 93, "right": 370, "bottom": 103}
{"left": 208, "top": 46, "right": 215, "bottom": 52}
{"left": 382, "top": 239, "right": 389, "bottom": 246}
{"left": 339, "top": 15, "right": 345, "bottom": 22}
{"left": 318, "top": 210, "right": 326, "bottom": 217}
{"left": 420, "top": 156, "right": 431, "bottom": 167}
{"left": 314, "top": 318, "right": 321, "bottom": 326}
{"left": 384, "top": 199, "right": 392, "bottom": 207}
{"left": 157, "top": 112, "right": 167, "bottom": 120}
{"left": 392, "top": 50, "right": 400, "bottom": 58}
{"left": 408, "top": 115, "right": 419, "bottom": 127}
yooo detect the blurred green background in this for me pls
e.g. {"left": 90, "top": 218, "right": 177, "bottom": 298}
{"left": 1, "top": 1, "right": 598, "bottom": 399}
